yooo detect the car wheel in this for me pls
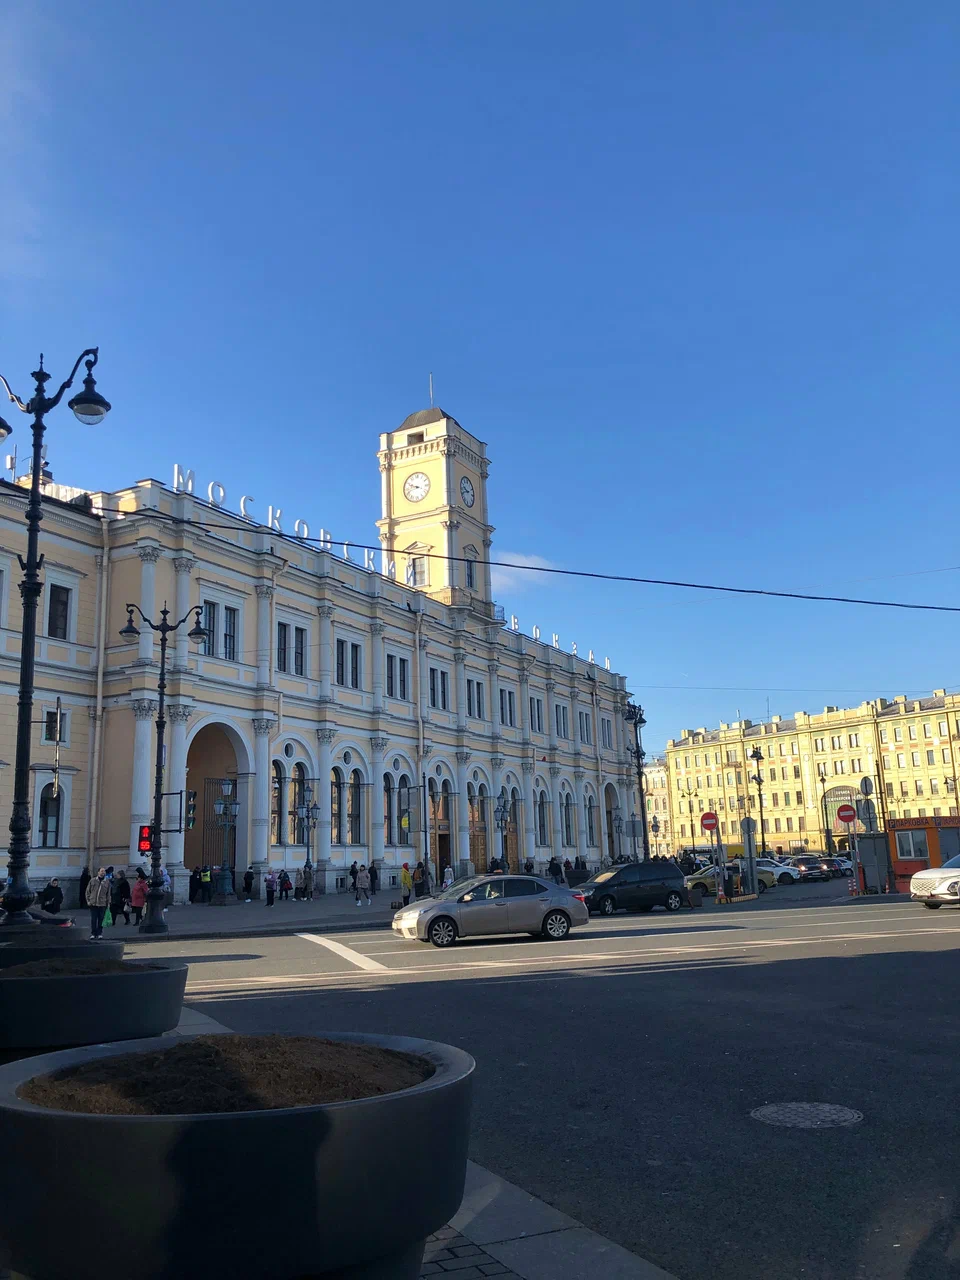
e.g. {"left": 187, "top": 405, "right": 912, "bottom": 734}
{"left": 757, "top": 879, "right": 766, "bottom": 894}
{"left": 924, "top": 902, "right": 942, "bottom": 910}
{"left": 428, "top": 917, "right": 458, "bottom": 947}
{"left": 542, "top": 910, "right": 571, "bottom": 940}
{"left": 599, "top": 896, "right": 616, "bottom": 916}
{"left": 665, "top": 890, "right": 683, "bottom": 912}
{"left": 778, "top": 873, "right": 793, "bottom": 885}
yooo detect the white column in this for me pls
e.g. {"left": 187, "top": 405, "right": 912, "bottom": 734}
{"left": 172, "top": 558, "right": 194, "bottom": 670}
{"left": 370, "top": 622, "right": 385, "bottom": 713}
{"left": 318, "top": 605, "right": 335, "bottom": 702}
{"left": 164, "top": 705, "right": 191, "bottom": 901}
{"left": 551, "top": 765, "right": 564, "bottom": 859}
{"left": 317, "top": 727, "right": 336, "bottom": 881}
{"left": 490, "top": 753, "right": 505, "bottom": 869}
{"left": 255, "top": 585, "right": 273, "bottom": 687}
{"left": 456, "top": 750, "right": 472, "bottom": 875}
{"left": 454, "top": 651, "right": 467, "bottom": 730}
{"left": 136, "top": 546, "right": 160, "bottom": 664}
{"left": 370, "top": 736, "right": 387, "bottom": 871}
{"left": 574, "top": 767, "right": 588, "bottom": 865}
{"left": 522, "top": 760, "right": 536, "bottom": 869}
{"left": 251, "top": 718, "right": 274, "bottom": 873}
{"left": 129, "top": 699, "right": 157, "bottom": 860}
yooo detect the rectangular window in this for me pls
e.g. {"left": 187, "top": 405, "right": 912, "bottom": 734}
{"left": 467, "top": 679, "right": 475, "bottom": 717}
{"left": 726, "top": 750, "right": 738, "bottom": 764}
{"left": 386, "top": 654, "right": 396, "bottom": 698}
{"left": 294, "top": 627, "right": 306, "bottom": 676}
{"left": 851, "top": 758, "right": 862, "bottom": 773}
{"left": 944, "top": 749, "right": 952, "bottom": 765}
{"left": 831, "top": 735, "right": 842, "bottom": 750}
{"left": 894, "top": 727, "right": 903, "bottom": 742}
{"left": 475, "top": 680, "right": 484, "bottom": 719}
{"left": 849, "top": 733, "right": 860, "bottom": 748}
{"left": 276, "top": 622, "right": 289, "bottom": 672}
{"left": 897, "top": 753, "right": 906, "bottom": 768}
{"left": 939, "top": 721, "right": 948, "bottom": 736}
{"left": 399, "top": 657, "right": 409, "bottom": 700}
{"left": 336, "top": 639, "right": 346, "bottom": 686}
{"left": 600, "top": 715, "right": 612, "bottom": 748}
{"left": 786, "top": 817, "right": 793, "bottom": 831}
{"left": 900, "top": 781, "right": 909, "bottom": 796}
{"left": 579, "top": 710, "right": 592, "bottom": 744}
{"left": 927, "top": 750, "right": 936, "bottom": 766}
{"left": 555, "top": 704, "right": 569, "bottom": 739}
{"left": 47, "top": 584, "right": 70, "bottom": 640}
{"left": 896, "top": 829, "right": 929, "bottom": 862}
{"left": 817, "top": 762, "right": 827, "bottom": 778}
{"left": 814, "top": 738, "right": 825, "bottom": 752}
{"left": 499, "top": 688, "right": 516, "bottom": 726}
{"left": 911, "top": 751, "right": 920, "bottom": 767}
{"left": 530, "top": 696, "right": 545, "bottom": 735}
{"left": 201, "top": 601, "right": 217, "bottom": 657}
{"left": 223, "top": 606, "right": 237, "bottom": 661}
{"left": 879, "top": 729, "right": 888, "bottom": 743}
{"left": 931, "top": 779, "right": 940, "bottom": 794}
{"left": 793, "top": 764, "right": 801, "bottom": 779}
{"left": 796, "top": 791, "right": 803, "bottom": 806}
{"left": 885, "top": 782, "right": 894, "bottom": 798}
{"left": 410, "top": 556, "right": 427, "bottom": 587}
{"left": 350, "top": 643, "right": 361, "bottom": 689}
{"left": 923, "top": 724, "right": 932, "bottom": 739}
{"left": 833, "top": 760, "right": 845, "bottom": 774}
{"left": 772, "top": 793, "right": 779, "bottom": 807}
{"left": 464, "top": 558, "right": 476, "bottom": 589}
{"left": 916, "top": 780, "right": 924, "bottom": 796}
{"left": 908, "top": 725, "right": 917, "bottom": 741}
{"left": 430, "top": 667, "right": 448, "bottom": 710}
{"left": 774, "top": 818, "right": 782, "bottom": 833}
{"left": 791, "top": 742, "right": 799, "bottom": 755}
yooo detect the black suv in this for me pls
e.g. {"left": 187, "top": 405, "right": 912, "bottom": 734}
{"left": 581, "top": 861, "right": 687, "bottom": 916}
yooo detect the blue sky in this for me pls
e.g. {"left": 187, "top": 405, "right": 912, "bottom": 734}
{"left": 2, "top": 0, "right": 959, "bottom": 750}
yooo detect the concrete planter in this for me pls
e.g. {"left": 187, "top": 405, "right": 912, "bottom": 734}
{"left": 0, "top": 937, "right": 125, "bottom": 969}
{"left": 0, "top": 1030, "right": 474, "bottom": 1280}
{"left": 0, "top": 961, "right": 186, "bottom": 1050}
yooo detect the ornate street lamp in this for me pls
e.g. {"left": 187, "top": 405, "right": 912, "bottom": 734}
{"left": 819, "top": 774, "right": 835, "bottom": 855}
{"left": 297, "top": 783, "right": 321, "bottom": 896}
{"left": 622, "top": 702, "right": 651, "bottom": 861}
{"left": 650, "top": 812, "right": 661, "bottom": 856}
{"left": 212, "top": 780, "right": 241, "bottom": 903}
{"left": 0, "top": 349, "right": 110, "bottom": 925}
{"left": 749, "top": 745, "right": 768, "bottom": 856}
{"left": 120, "top": 603, "right": 207, "bottom": 933}
{"left": 494, "top": 794, "right": 508, "bottom": 867}
{"left": 613, "top": 806, "right": 624, "bottom": 861}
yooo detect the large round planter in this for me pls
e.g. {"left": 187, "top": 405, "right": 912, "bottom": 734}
{"left": 0, "top": 938, "right": 124, "bottom": 969}
{"left": 0, "top": 961, "right": 186, "bottom": 1049}
{"left": 0, "top": 1031, "right": 474, "bottom": 1280}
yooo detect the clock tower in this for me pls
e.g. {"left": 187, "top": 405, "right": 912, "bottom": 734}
{"left": 377, "top": 407, "right": 497, "bottom": 616}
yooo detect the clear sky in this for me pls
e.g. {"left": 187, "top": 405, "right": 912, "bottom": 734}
{"left": 2, "top": 0, "right": 959, "bottom": 751}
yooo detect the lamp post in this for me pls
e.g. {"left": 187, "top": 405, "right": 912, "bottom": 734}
{"left": 629, "top": 811, "right": 639, "bottom": 861}
{"left": 297, "top": 783, "right": 321, "bottom": 894}
{"left": 0, "top": 350, "right": 110, "bottom": 924}
{"left": 494, "top": 794, "right": 508, "bottom": 869}
{"left": 819, "top": 775, "right": 834, "bottom": 854}
{"left": 119, "top": 603, "right": 207, "bottom": 933}
{"left": 623, "top": 702, "right": 650, "bottom": 861}
{"left": 749, "top": 745, "right": 768, "bottom": 855}
{"left": 613, "top": 807, "right": 624, "bottom": 862}
{"left": 212, "top": 780, "right": 240, "bottom": 903}
{"left": 651, "top": 813, "right": 660, "bottom": 857}
{"left": 681, "top": 779, "right": 699, "bottom": 851}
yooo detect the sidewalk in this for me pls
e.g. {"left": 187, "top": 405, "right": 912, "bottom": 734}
{"left": 172, "top": 1007, "right": 677, "bottom": 1280}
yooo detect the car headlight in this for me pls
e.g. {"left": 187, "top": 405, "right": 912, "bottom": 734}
{"left": 946, "top": 882, "right": 960, "bottom": 895}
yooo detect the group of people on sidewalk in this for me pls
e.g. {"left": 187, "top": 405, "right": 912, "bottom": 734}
{"left": 80, "top": 865, "right": 156, "bottom": 938}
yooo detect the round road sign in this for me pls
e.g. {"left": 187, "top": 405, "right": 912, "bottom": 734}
{"left": 700, "top": 811, "right": 718, "bottom": 832}
{"left": 837, "top": 803, "right": 856, "bottom": 824}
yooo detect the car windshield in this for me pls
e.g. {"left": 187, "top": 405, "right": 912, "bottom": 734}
{"left": 941, "top": 854, "right": 960, "bottom": 870}
{"left": 584, "top": 870, "right": 617, "bottom": 885}
{"left": 429, "top": 876, "right": 489, "bottom": 902}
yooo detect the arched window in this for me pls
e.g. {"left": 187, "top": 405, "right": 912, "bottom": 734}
{"left": 348, "top": 769, "right": 362, "bottom": 844}
{"left": 537, "top": 790, "right": 548, "bottom": 845}
{"left": 331, "top": 767, "right": 343, "bottom": 845}
{"left": 440, "top": 779, "right": 452, "bottom": 825}
{"left": 289, "top": 763, "right": 306, "bottom": 844}
{"left": 383, "top": 773, "right": 394, "bottom": 846}
{"left": 38, "top": 782, "right": 60, "bottom": 848}
{"left": 463, "top": 545, "right": 478, "bottom": 590}
{"left": 397, "top": 774, "right": 412, "bottom": 846}
{"left": 563, "top": 792, "right": 574, "bottom": 846}
{"left": 509, "top": 787, "right": 520, "bottom": 830}
{"left": 586, "top": 796, "right": 597, "bottom": 846}
{"left": 271, "top": 762, "right": 285, "bottom": 845}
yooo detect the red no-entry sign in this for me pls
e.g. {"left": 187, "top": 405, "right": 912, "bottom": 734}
{"left": 837, "top": 803, "right": 856, "bottom": 824}
{"left": 701, "top": 812, "right": 718, "bottom": 832}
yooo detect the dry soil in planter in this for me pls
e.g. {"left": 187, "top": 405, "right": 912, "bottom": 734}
{"left": 0, "top": 958, "right": 165, "bottom": 979}
{"left": 20, "top": 1033, "right": 434, "bottom": 1115}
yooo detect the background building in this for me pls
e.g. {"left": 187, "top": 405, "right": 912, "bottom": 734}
{"left": 0, "top": 407, "right": 635, "bottom": 901}
{"left": 642, "top": 756, "right": 673, "bottom": 856}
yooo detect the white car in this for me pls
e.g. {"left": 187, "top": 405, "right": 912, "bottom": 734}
{"left": 757, "top": 858, "right": 800, "bottom": 885}
{"left": 910, "top": 854, "right": 960, "bottom": 909}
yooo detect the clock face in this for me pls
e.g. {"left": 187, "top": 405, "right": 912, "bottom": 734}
{"left": 403, "top": 472, "right": 431, "bottom": 503}
{"left": 460, "top": 476, "right": 476, "bottom": 507}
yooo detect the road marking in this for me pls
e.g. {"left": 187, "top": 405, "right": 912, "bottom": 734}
{"left": 295, "top": 932, "right": 387, "bottom": 971}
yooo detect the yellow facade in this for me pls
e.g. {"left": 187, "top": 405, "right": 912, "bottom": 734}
{"left": 665, "top": 693, "right": 960, "bottom": 855}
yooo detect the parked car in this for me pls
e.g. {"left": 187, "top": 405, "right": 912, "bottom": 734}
{"left": 910, "top": 854, "right": 960, "bottom": 909}
{"left": 392, "top": 875, "right": 589, "bottom": 947}
{"left": 580, "top": 861, "right": 688, "bottom": 915}
{"left": 789, "top": 856, "right": 831, "bottom": 882}
{"left": 818, "top": 857, "right": 846, "bottom": 878}
{"left": 757, "top": 858, "right": 800, "bottom": 885}
{"left": 684, "top": 861, "right": 775, "bottom": 895}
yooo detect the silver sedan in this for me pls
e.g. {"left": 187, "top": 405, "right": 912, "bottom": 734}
{"left": 392, "top": 874, "right": 590, "bottom": 947}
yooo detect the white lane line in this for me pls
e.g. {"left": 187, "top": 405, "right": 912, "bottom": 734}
{"left": 295, "top": 933, "right": 387, "bottom": 971}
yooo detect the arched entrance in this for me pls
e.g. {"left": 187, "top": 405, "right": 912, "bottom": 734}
{"left": 185, "top": 724, "right": 241, "bottom": 873}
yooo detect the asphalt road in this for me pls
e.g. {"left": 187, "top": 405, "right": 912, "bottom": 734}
{"left": 131, "top": 895, "right": 960, "bottom": 1280}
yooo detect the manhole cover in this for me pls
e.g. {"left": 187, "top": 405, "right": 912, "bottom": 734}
{"left": 750, "top": 1103, "right": 863, "bottom": 1128}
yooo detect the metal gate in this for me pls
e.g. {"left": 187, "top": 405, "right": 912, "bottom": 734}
{"left": 202, "top": 777, "right": 236, "bottom": 869}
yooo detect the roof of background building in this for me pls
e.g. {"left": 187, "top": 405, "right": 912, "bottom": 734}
{"left": 397, "top": 407, "right": 462, "bottom": 432}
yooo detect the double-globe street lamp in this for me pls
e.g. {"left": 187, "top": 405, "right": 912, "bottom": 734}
{"left": 212, "top": 780, "right": 241, "bottom": 904}
{"left": 494, "top": 794, "right": 509, "bottom": 868}
{"left": 297, "top": 783, "right": 321, "bottom": 895}
{"left": 0, "top": 350, "right": 111, "bottom": 925}
{"left": 622, "top": 702, "right": 651, "bottom": 861}
{"left": 749, "top": 745, "right": 768, "bottom": 856}
{"left": 119, "top": 603, "right": 207, "bottom": 933}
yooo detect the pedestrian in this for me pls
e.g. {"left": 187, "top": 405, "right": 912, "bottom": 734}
{"left": 563, "top": 858, "right": 574, "bottom": 877}
{"left": 86, "top": 867, "right": 111, "bottom": 939}
{"left": 302, "top": 866, "right": 313, "bottom": 900}
{"left": 294, "top": 868, "right": 304, "bottom": 901}
{"left": 78, "top": 866, "right": 91, "bottom": 910}
{"left": 548, "top": 855, "right": 563, "bottom": 886}
{"left": 413, "top": 861, "right": 426, "bottom": 899}
{"left": 160, "top": 863, "right": 171, "bottom": 914}
{"left": 264, "top": 869, "right": 277, "bottom": 906}
{"left": 401, "top": 862, "right": 412, "bottom": 907}
{"left": 130, "top": 868, "right": 148, "bottom": 925}
{"left": 188, "top": 866, "right": 201, "bottom": 903}
{"left": 200, "top": 865, "right": 213, "bottom": 904}
{"left": 110, "top": 869, "right": 131, "bottom": 925}
{"left": 349, "top": 861, "right": 359, "bottom": 893}
{"left": 442, "top": 863, "right": 454, "bottom": 890}
{"left": 242, "top": 868, "right": 254, "bottom": 901}
{"left": 355, "top": 864, "right": 371, "bottom": 905}
{"left": 574, "top": 855, "right": 585, "bottom": 871}
{"left": 279, "top": 870, "right": 293, "bottom": 901}
{"left": 37, "top": 877, "right": 63, "bottom": 915}
{"left": 369, "top": 862, "right": 379, "bottom": 897}
{"left": 523, "top": 858, "right": 535, "bottom": 876}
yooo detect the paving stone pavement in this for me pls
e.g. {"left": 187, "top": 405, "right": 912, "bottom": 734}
{"left": 421, "top": 1226, "right": 521, "bottom": 1278}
